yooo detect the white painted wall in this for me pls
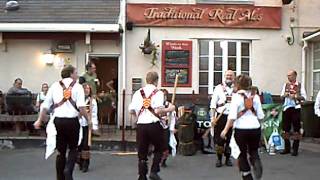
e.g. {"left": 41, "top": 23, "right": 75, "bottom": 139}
{"left": 0, "top": 40, "right": 120, "bottom": 94}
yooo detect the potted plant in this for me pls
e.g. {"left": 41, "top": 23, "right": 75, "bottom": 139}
{"left": 139, "top": 29, "right": 159, "bottom": 66}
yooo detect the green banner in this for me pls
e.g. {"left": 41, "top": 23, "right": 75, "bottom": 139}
{"left": 262, "top": 104, "right": 283, "bottom": 140}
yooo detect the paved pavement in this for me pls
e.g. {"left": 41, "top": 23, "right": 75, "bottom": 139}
{"left": 0, "top": 148, "right": 320, "bottom": 180}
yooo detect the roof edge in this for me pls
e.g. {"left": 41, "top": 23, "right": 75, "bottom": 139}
{"left": 0, "top": 23, "right": 120, "bottom": 33}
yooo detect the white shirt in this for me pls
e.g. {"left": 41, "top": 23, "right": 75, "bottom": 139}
{"left": 280, "top": 82, "right": 307, "bottom": 111}
{"left": 314, "top": 91, "right": 320, "bottom": 117}
{"left": 210, "top": 83, "right": 234, "bottom": 115}
{"left": 41, "top": 78, "right": 86, "bottom": 118}
{"left": 228, "top": 90, "right": 265, "bottom": 129}
{"left": 36, "top": 92, "right": 47, "bottom": 103}
{"left": 129, "top": 84, "right": 164, "bottom": 124}
{"left": 79, "top": 98, "right": 99, "bottom": 130}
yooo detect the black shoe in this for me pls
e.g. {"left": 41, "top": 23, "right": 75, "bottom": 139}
{"left": 82, "top": 160, "right": 89, "bottom": 173}
{"left": 138, "top": 175, "right": 148, "bottom": 180}
{"left": 225, "top": 158, "right": 233, "bottom": 167}
{"left": 215, "top": 160, "right": 222, "bottom": 168}
{"left": 202, "top": 149, "right": 213, "bottom": 154}
{"left": 149, "top": 172, "right": 162, "bottom": 180}
{"left": 252, "top": 159, "right": 263, "bottom": 179}
{"left": 291, "top": 151, "right": 298, "bottom": 156}
{"left": 280, "top": 149, "right": 290, "bottom": 155}
{"left": 77, "top": 158, "right": 83, "bottom": 171}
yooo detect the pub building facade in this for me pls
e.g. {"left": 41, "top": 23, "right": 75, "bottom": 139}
{"left": 123, "top": 0, "right": 320, "bottom": 128}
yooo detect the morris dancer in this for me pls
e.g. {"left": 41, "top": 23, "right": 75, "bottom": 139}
{"left": 159, "top": 89, "right": 177, "bottom": 168}
{"left": 280, "top": 70, "right": 306, "bottom": 156}
{"left": 210, "top": 70, "right": 235, "bottom": 167}
{"left": 221, "top": 74, "right": 265, "bottom": 180}
{"left": 34, "top": 65, "right": 89, "bottom": 180}
{"left": 129, "top": 72, "right": 175, "bottom": 180}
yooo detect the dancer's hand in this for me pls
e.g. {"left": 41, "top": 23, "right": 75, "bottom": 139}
{"left": 211, "top": 118, "right": 217, "bottom": 126}
{"left": 220, "top": 129, "right": 227, "bottom": 139}
{"left": 168, "top": 104, "right": 176, "bottom": 112}
{"left": 33, "top": 119, "right": 42, "bottom": 129}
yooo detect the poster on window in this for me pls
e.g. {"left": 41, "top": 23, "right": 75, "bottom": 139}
{"left": 162, "top": 40, "right": 192, "bottom": 87}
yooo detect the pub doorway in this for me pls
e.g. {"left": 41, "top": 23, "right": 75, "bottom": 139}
{"left": 87, "top": 54, "right": 119, "bottom": 128}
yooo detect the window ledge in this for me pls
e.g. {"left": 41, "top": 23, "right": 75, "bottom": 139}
{"left": 197, "top": 1, "right": 254, "bottom": 5}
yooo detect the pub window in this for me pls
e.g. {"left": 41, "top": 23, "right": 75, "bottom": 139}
{"left": 312, "top": 42, "right": 320, "bottom": 99}
{"left": 198, "top": 40, "right": 251, "bottom": 94}
{"left": 197, "top": 0, "right": 253, "bottom": 4}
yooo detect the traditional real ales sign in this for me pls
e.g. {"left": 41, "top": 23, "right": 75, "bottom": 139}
{"left": 127, "top": 4, "right": 281, "bottom": 29}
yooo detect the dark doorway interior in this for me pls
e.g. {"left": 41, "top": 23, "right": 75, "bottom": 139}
{"left": 90, "top": 56, "right": 118, "bottom": 126}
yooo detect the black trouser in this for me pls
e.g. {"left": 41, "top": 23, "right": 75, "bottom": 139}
{"left": 234, "top": 128, "right": 261, "bottom": 172}
{"left": 78, "top": 126, "right": 90, "bottom": 168}
{"left": 137, "top": 122, "right": 164, "bottom": 176}
{"left": 214, "top": 114, "right": 232, "bottom": 159}
{"left": 162, "top": 128, "right": 172, "bottom": 162}
{"left": 283, "top": 107, "right": 301, "bottom": 133}
{"left": 79, "top": 126, "right": 90, "bottom": 152}
{"left": 54, "top": 117, "right": 80, "bottom": 180}
{"left": 282, "top": 107, "right": 301, "bottom": 152}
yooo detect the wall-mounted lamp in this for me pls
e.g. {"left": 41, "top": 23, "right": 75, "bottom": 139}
{"left": 41, "top": 50, "right": 55, "bottom": 65}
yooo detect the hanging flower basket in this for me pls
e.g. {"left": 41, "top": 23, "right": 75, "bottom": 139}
{"left": 139, "top": 29, "right": 159, "bottom": 66}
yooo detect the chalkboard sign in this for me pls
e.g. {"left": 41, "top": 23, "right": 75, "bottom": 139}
{"left": 162, "top": 40, "right": 192, "bottom": 87}
{"left": 165, "top": 69, "right": 189, "bottom": 84}
{"left": 165, "top": 50, "right": 190, "bottom": 66}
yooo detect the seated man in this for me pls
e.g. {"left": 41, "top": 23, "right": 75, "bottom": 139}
{"left": 7, "top": 78, "right": 30, "bottom": 95}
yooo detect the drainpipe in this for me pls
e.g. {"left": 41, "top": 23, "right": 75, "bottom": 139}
{"left": 302, "top": 40, "right": 308, "bottom": 98}
{"left": 120, "top": 0, "right": 127, "bottom": 129}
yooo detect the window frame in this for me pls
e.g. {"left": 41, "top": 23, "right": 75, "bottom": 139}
{"left": 198, "top": 39, "right": 252, "bottom": 94}
{"left": 312, "top": 42, "right": 320, "bottom": 99}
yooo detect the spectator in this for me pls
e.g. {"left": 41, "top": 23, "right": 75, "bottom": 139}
{"left": 36, "top": 83, "right": 49, "bottom": 111}
{"left": 7, "top": 78, "right": 30, "bottom": 95}
{"left": 83, "top": 61, "right": 100, "bottom": 96}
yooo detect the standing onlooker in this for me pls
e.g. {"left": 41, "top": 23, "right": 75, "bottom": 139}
{"left": 77, "top": 83, "right": 99, "bottom": 173}
{"left": 280, "top": 70, "right": 306, "bottom": 156}
{"left": 221, "top": 74, "right": 265, "bottom": 180}
{"left": 83, "top": 61, "right": 100, "bottom": 96}
{"left": 36, "top": 83, "right": 49, "bottom": 111}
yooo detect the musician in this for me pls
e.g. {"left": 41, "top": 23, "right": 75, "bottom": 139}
{"left": 129, "top": 71, "right": 175, "bottom": 180}
{"left": 280, "top": 70, "right": 306, "bottom": 156}
{"left": 34, "top": 65, "right": 89, "bottom": 180}
{"left": 77, "top": 83, "right": 99, "bottom": 172}
{"left": 210, "top": 70, "right": 235, "bottom": 167}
